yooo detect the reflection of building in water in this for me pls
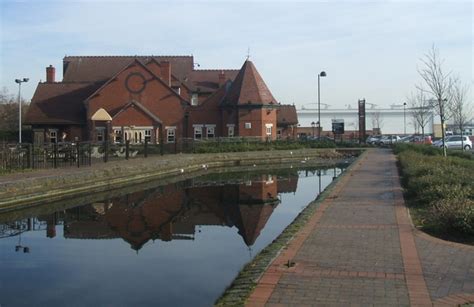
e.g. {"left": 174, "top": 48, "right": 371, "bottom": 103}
{"left": 57, "top": 174, "right": 298, "bottom": 251}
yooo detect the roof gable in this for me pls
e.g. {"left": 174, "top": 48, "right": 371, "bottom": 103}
{"left": 85, "top": 59, "right": 185, "bottom": 103}
{"left": 224, "top": 61, "right": 277, "bottom": 106}
{"left": 112, "top": 100, "right": 162, "bottom": 124}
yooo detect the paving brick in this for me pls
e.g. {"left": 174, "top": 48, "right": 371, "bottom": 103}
{"left": 243, "top": 149, "right": 473, "bottom": 307}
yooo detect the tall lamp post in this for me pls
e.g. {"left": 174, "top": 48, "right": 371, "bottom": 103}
{"left": 403, "top": 102, "right": 407, "bottom": 135}
{"left": 15, "top": 78, "right": 29, "bottom": 144}
{"left": 311, "top": 121, "right": 316, "bottom": 138}
{"left": 317, "top": 71, "right": 327, "bottom": 139}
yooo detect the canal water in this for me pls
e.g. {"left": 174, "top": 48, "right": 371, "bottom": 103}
{"left": 0, "top": 165, "right": 347, "bottom": 306}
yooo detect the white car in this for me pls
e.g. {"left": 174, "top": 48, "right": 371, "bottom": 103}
{"left": 433, "top": 135, "right": 472, "bottom": 150}
{"left": 378, "top": 135, "right": 401, "bottom": 145}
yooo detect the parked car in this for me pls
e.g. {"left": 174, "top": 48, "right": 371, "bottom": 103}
{"left": 413, "top": 135, "right": 432, "bottom": 145}
{"left": 432, "top": 135, "right": 472, "bottom": 150}
{"left": 400, "top": 135, "right": 414, "bottom": 143}
{"left": 366, "top": 135, "right": 381, "bottom": 144}
{"left": 378, "top": 135, "right": 401, "bottom": 145}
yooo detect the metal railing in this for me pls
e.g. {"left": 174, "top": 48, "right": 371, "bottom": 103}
{"left": 0, "top": 136, "right": 356, "bottom": 172}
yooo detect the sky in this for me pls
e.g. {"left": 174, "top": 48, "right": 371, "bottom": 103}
{"left": 0, "top": 0, "right": 472, "bottom": 110}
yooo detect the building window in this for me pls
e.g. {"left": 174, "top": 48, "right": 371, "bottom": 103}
{"left": 96, "top": 128, "right": 105, "bottom": 142}
{"left": 194, "top": 126, "right": 202, "bottom": 140}
{"left": 114, "top": 129, "right": 122, "bottom": 143}
{"left": 265, "top": 123, "right": 273, "bottom": 136}
{"left": 228, "top": 126, "right": 234, "bottom": 137}
{"left": 166, "top": 128, "right": 176, "bottom": 143}
{"left": 156, "top": 128, "right": 160, "bottom": 143}
{"left": 245, "top": 122, "right": 252, "bottom": 129}
{"left": 277, "top": 129, "right": 282, "bottom": 139}
{"left": 191, "top": 94, "right": 199, "bottom": 106}
{"left": 207, "top": 126, "right": 215, "bottom": 138}
{"left": 49, "top": 130, "right": 58, "bottom": 143}
{"left": 144, "top": 129, "right": 151, "bottom": 142}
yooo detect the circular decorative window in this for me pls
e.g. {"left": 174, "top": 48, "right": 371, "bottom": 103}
{"left": 125, "top": 72, "right": 146, "bottom": 94}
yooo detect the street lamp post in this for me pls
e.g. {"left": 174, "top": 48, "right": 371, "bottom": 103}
{"left": 317, "top": 71, "right": 327, "bottom": 139}
{"left": 403, "top": 102, "right": 407, "bottom": 135}
{"left": 311, "top": 121, "right": 316, "bottom": 137}
{"left": 15, "top": 78, "right": 29, "bottom": 143}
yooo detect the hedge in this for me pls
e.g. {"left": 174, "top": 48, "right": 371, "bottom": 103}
{"left": 396, "top": 144, "right": 474, "bottom": 238}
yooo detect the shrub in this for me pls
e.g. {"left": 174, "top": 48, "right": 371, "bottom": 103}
{"left": 397, "top": 148, "right": 474, "bottom": 238}
{"left": 429, "top": 197, "right": 474, "bottom": 235}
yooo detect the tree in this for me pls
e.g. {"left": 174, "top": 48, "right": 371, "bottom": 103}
{"left": 0, "top": 87, "right": 29, "bottom": 134}
{"left": 418, "top": 45, "right": 453, "bottom": 157}
{"left": 407, "top": 87, "right": 432, "bottom": 138}
{"left": 449, "top": 77, "right": 472, "bottom": 151}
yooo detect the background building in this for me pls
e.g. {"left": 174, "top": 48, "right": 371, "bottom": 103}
{"left": 297, "top": 105, "right": 435, "bottom": 136}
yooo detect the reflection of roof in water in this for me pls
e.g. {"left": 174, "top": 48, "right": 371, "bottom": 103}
{"left": 59, "top": 175, "right": 294, "bottom": 250}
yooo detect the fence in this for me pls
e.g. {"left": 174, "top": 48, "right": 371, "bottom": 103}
{"left": 0, "top": 136, "right": 357, "bottom": 172}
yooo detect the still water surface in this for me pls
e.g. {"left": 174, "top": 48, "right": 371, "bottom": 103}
{"left": 0, "top": 165, "right": 346, "bottom": 306}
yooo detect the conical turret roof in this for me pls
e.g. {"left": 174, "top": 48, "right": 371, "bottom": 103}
{"left": 224, "top": 60, "right": 277, "bottom": 106}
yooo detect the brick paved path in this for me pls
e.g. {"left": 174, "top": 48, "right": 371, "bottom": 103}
{"left": 246, "top": 149, "right": 474, "bottom": 306}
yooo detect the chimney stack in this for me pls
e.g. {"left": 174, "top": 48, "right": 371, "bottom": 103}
{"left": 160, "top": 61, "right": 171, "bottom": 86}
{"left": 218, "top": 71, "right": 226, "bottom": 86}
{"left": 46, "top": 65, "right": 55, "bottom": 83}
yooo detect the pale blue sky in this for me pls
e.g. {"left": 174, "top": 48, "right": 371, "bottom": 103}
{"left": 1, "top": 0, "right": 472, "bottom": 109}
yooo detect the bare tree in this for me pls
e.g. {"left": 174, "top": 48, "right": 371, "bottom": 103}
{"left": 449, "top": 78, "right": 472, "bottom": 151}
{"left": 0, "top": 87, "right": 29, "bottom": 133}
{"left": 418, "top": 45, "right": 453, "bottom": 156}
{"left": 371, "top": 111, "right": 383, "bottom": 134}
{"left": 407, "top": 87, "right": 432, "bottom": 138}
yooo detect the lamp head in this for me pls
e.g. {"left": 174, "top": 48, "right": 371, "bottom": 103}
{"left": 23, "top": 78, "right": 29, "bottom": 82}
{"left": 15, "top": 79, "right": 21, "bottom": 83}
{"left": 319, "top": 71, "right": 327, "bottom": 77}
{"left": 403, "top": 102, "right": 407, "bottom": 106}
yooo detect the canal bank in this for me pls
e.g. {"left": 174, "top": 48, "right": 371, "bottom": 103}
{"left": 0, "top": 148, "right": 361, "bottom": 213}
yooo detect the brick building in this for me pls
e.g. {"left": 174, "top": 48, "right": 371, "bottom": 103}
{"left": 25, "top": 56, "right": 297, "bottom": 144}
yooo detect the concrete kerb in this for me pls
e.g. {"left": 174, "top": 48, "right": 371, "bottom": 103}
{"left": 214, "top": 149, "right": 369, "bottom": 306}
{"left": 0, "top": 149, "right": 362, "bottom": 213}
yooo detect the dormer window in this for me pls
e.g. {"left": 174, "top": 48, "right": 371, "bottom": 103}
{"left": 191, "top": 93, "right": 199, "bottom": 106}
{"left": 172, "top": 87, "right": 181, "bottom": 95}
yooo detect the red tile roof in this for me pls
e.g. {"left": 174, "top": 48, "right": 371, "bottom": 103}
{"left": 187, "top": 69, "right": 239, "bottom": 93}
{"left": 25, "top": 82, "right": 102, "bottom": 125}
{"left": 63, "top": 56, "right": 194, "bottom": 82}
{"left": 224, "top": 60, "right": 277, "bottom": 106}
{"left": 277, "top": 105, "right": 298, "bottom": 125}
